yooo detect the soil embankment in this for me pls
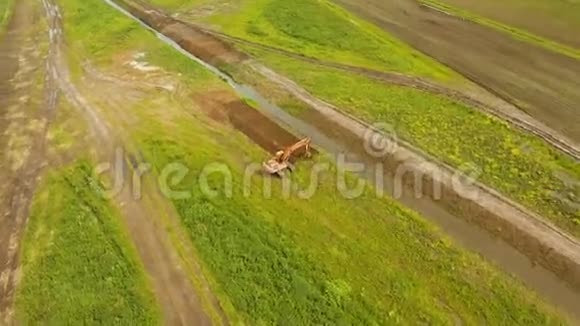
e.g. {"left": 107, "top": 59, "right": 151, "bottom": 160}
{"left": 117, "top": 0, "right": 246, "bottom": 66}
{"left": 0, "top": 0, "right": 56, "bottom": 321}
{"left": 194, "top": 91, "right": 299, "bottom": 154}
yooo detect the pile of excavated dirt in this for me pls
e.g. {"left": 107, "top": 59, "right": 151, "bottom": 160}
{"left": 193, "top": 90, "right": 310, "bottom": 159}
{"left": 120, "top": 0, "right": 246, "bottom": 65}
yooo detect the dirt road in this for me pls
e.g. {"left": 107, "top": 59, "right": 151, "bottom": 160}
{"left": 335, "top": 0, "right": 580, "bottom": 144}
{"left": 0, "top": 0, "right": 57, "bottom": 321}
{"left": 0, "top": 0, "right": 219, "bottom": 324}
{"left": 81, "top": 64, "right": 229, "bottom": 326}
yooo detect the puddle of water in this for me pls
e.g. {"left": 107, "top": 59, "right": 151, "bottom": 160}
{"left": 102, "top": 0, "right": 580, "bottom": 320}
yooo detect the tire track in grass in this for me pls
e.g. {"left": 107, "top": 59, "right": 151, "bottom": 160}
{"left": 0, "top": 0, "right": 59, "bottom": 321}
{"left": 38, "top": 0, "right": 216, "bottom": 323}
{"left": 15, "top": 162, "right": 161, "bottom": 324}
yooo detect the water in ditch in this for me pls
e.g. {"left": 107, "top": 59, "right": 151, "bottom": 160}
{"left": 102, "top": 0, "right": 580, "bottom": 319}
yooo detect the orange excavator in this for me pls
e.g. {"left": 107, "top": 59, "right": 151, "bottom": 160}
{"left": 263, "top": 137, "right": 312, "bottom": 176}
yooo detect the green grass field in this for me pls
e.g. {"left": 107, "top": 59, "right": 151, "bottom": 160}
{"left": 252, "top": 50, "right": 580, "bottom": 237}
{"left": 0, "top": 0, "right": 13, "bottom": 33}
{"left": 152, "top": 0, "right": 457, "bottom": 82}
{"left": 16, "top": 160, "right": 160, "bottom": 324}
{"left": 147, "top": 0, "right": 204, "bottom": 10}
{"left": 133, "top": 111, "right": 565, "bottom": 324}
{"left": 49, "top": 0, "right": 569, "bottom": 323}
{"left": 166, "top": 0, "right": 580, "bottom": 236}
{"left": 419, "top": 0, "right": 580, "bottom": 60}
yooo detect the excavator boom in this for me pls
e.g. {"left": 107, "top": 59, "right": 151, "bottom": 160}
{"left": 263, "top": 138, "right": 311, "bottom": 175}
{"left": 278, "top": 137, "right": 311, "bottom": 162}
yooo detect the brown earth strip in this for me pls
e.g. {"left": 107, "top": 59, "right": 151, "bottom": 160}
{"left": 118, "top": 0, "right": 246, "bottom": 66}
{"left": 39, "top": 0, "right": 218, "bottom": 324}
{"left": 0, "top": 0, "right": 57, "bottom": 322}
{"left": 334, "top": 0, "right": 580, "bottom": 145}
{"left": 194, "top": 90, "right": 304, "bottom": 156}
{"left": 82, "top": 64, "right": 230, "bottom": 325}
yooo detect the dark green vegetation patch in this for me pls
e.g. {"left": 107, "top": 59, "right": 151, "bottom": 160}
{"left": 16, "top": 161, "right": 160, "bottom": 324}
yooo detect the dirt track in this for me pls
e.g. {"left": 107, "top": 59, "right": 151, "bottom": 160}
{"left": 46, "top": 0, "right": 216, "bottom": 323}
{"left": 81, "top": 64, "right": 228, "bottom": 325}
{"left": 0, "top": 0, "right": 56, "bottom": 321}
{"left": 335, "top": 0, "right": 580, "bottom": 144}
{"left": 0, "top": 0, "right": 220, "bottom": 324}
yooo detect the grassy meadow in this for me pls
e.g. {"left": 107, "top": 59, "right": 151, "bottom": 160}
{"left": 152, "top": 0, "right": 457, "bottom": 82}
{"left": 16, "top": 160, "right": 160, "bottom": 324}
{"left": 0, "top": 0, "right": 13, "bottom": 33}
{"left": 132, "top": 104, "right": 566, "bottom": 324}
{"left": 251, "top": 50, "right": 580, "bottom": 237}
{"left": 46, "top": 0, "right": 570, "bottom": 323}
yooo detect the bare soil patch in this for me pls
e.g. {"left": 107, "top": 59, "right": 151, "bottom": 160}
{"left": 32, "top": 0, "right": 220, "bottom": 323}
{"left": 79, "top": 68, "right": 222, "bottom": 325}
{"left": 193, "top": 90, "right": 311, "bottom": 159}
{"left": 120, "top": 0, "right": 246, "bottom": 65}
{"left": 0, "top": 0, "right": 55, "bottom": 321}
{"left": 335, "top": 0, "right": 580, "bottom": 143}
{"left": 438, "top": 0, "right": 580, "bottom": 48}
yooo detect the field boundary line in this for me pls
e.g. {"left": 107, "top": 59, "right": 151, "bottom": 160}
{"left": 418, "top": 0, "right": 580, "bottom": 61}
